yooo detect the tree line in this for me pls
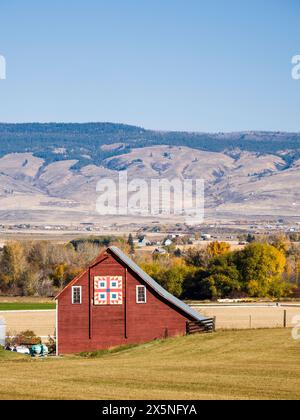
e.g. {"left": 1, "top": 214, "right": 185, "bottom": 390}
{"left": 0, "top": 241, "right": 103, "bottom": 296}
{"left": 0, "top": 234, "right": 299, "bottom": 300}
{"left": 137, "top": 236, "right": 299, "bottom": 300}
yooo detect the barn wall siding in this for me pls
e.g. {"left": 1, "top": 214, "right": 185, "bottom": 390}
{"left": 57, "top": 253, "right": 191, "bottom": 354}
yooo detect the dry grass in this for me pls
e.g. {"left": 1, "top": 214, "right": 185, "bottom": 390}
{"left": 194, "top": 306, "right": 300, "bottom": 330}
{"left": 0, "top": 329, "right": 300, "bottom": 400}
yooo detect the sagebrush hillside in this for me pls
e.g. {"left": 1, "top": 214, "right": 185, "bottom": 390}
{"left": 0, "top": 123, "right": 299, "bottom": 223}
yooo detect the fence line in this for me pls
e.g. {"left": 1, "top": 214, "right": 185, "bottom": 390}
{"left": 192, "top": 305, "right": 300, "bottom": 331}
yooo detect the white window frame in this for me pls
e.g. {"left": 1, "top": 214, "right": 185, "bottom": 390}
{"left": 136, "top": 285, "right": 147, "bottom": 304}
{"left": 72, "top": 286, "right": 82, "bottom": 305}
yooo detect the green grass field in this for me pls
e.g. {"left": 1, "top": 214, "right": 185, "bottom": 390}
{"left": 0, "top": 297, "right": 55, "bottom": 311}
{"left": 0, "top": 303, "right": 56, "bottom": 311}
{"left": 0, "top": 329, "right": 300, "bottom": 400}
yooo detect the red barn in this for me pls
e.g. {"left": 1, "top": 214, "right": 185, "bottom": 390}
{"left": 55, "top": 246, "right": 213, "bottom": 355}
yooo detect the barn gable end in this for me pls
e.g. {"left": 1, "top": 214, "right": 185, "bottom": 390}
{"left": 55, "top": 247, "right": 212, "bottom": 354}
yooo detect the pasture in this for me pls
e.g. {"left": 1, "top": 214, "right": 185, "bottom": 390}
{"left": 0, "top": 296, "right": 55, "bottom": 310}
{"left": 0, "top": 329, "right": 299, "bottom": 400}
{"left": 0, "top": 303, "right": 55, "bottom": 311}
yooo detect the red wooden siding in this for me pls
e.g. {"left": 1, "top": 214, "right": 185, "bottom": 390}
{"left": 57, "top": 252, "right": 195, "bottom": 354}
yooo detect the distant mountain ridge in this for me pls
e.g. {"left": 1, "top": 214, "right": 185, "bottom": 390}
{"left": 0, "top": 123, "right": 300, "bottom": 170}
{"left": 0, "top": 123, "right": 300, "bottom": 223}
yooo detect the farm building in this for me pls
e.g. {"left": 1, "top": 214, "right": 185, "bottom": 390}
{"left": 55, "top": 247, "right": 213, "bottom": 354}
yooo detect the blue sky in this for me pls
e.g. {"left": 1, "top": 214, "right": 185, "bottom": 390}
{"left": 0, "top": 0, "right": 299, "bottom": 132}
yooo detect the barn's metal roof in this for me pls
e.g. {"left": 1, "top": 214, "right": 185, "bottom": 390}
{"left": 108, "top": 246, "right": 208, "bottom": 322}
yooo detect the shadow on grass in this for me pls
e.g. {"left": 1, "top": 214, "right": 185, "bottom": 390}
{"left": 78, "top": 343, "right": 142, "bottom": 358}
{"left": 76, "top": 333, "right": 214, "bottom": 359}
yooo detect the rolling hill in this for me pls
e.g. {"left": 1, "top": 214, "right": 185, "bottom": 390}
{"left": 0, "top": 123, "right": 299, "bottom": 224}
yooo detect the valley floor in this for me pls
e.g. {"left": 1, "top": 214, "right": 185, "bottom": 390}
{"left": 0, "top": 329, "right": 299, "bottom": 400}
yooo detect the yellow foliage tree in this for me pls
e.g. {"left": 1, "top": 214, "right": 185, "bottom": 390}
{"left": 207, "top": 241, "right": 231, "bottom": 258}
{"left": 237, "top": 243, "right": 288, "bottom": 298}
{"left": 269, "top": 234, "right": 290, "bottom": 255}
{"left": 0, "top": 241, "right": 27, "bottom": 288}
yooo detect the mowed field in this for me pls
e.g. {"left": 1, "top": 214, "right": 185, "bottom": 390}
{"left": 0, "top": 296, "right": 55, "bottom": 310}
{"left": 0, "top": 329, "right": 300, "bottom": 400}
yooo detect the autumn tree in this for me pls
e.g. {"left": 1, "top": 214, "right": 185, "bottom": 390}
{"left": 52, "top": 264, "right": 81, "bottom": 291}
{"left": 286, "top": 244, "right": 300, "bottom": 287}
{"left": 236, "top": 243, "right": 287, "bottom": 298}
{"left": 184, "top": 247, "right": 210, "bottom": 268}
{"left": 207, "top": 241, "right": 231, "bottom": 258}
{"left": 0, "top": 242, "right": 28, "bottom": 291}
{"left": 268, "top": 234, "right": 290, "bottom": 255}
{"left": 75, "top": 242, "right": 102, "bottom": 268}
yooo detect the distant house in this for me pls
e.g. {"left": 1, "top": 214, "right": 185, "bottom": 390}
{"left": 55, "top": 247, "right": 213, "bottom": 354}
{"left": 163, "top": 239, "right": 173, "bottom": 247}
{"left": 138, "top": 238, "right": 151, "bottom": 247}
{"left": 152, "top": 247, "right": 167, "bottom": 256}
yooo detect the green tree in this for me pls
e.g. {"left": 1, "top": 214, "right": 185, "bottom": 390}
{"left": 182, "top": 269, "right": 212, "bottom": 300}
{"left": 205, "top": 253, "right": 241, "bottom": 299}
{"left": 246, "top": 234, "right": 256, "bottom": 243}
{"left": 141, "top": 258, "right": 192, "bottom": 297}
{"left": 127, "top": 234, "right": 135, "bottom": 254}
